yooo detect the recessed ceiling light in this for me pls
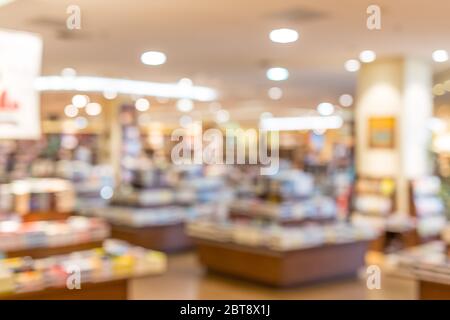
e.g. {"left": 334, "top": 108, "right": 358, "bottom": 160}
{"left": 339, "top": 94, "right": 353, "bottom": 107}
{"left": 344, "top": 59, "right": 360, "bottom": 72}
{"left": 260, "top": 116, "right": 343, "bottom": 131}
{"left": 317, "top": 102, "right": 335, "bottom": 116}
{"left": 72, "top": 94, "right": 89, "bottom": 108}
{"left": 432, "top": 50, "right": 449, "bottom": 63}
{"left": 432, "top": 84, "right": 445, "bottom": 96}
{"left": 61, "top": 68, "right": 77, "bottom": 78}
{"left": 64, "top": 104, "right": 78, "bottom": 118}
{"left": 85, "top": 102, "right": 102, "bottom": 116}
{"left": 268, "top": 87, "right": 283, "bottom": 100}
{"left": 269, "top": 28, "right": 299, "bottom": 44}
{"left": 36, "top": 76, "right": 217, "bottom": 101}
{"left": 103, "top": 90, "right": 117, "bottom": 100}
{"left": 178, "top": 78, "right": 193, "bottom": 87}
{"left": 141, "top": 51, "right": 167, "bottom": 66}
{"left": 359, "top": 50, "right": 376, "bottom": 63}
{"left": 176, "top": 99, "right": 194, "bottom": 112}
{"left": 135, "top": 98, "right": 150, "bottom": 111}
{"left": 266, "top": 67, "right": 289, "bottom": 81}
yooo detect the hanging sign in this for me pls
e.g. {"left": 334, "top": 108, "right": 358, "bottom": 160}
{"left": 0, "top": 29, "right": 42, "bottom": 139}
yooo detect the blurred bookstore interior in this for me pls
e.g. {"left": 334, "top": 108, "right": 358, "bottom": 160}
{"left": 0, "top": 0, "right": 450, "bottom": 300}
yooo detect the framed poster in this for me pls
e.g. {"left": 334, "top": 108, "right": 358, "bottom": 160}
{"left": 368, "top": 117, "right": 396, "bottom": 149}
{"left": 0, "top": 29, "right": 42, "bottom": 139}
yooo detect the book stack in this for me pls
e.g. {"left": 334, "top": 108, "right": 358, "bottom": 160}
{"left": 411, "top": 176, "right": 447, "bottom": 239}
{"left": 81, "top": 164, "right": 229, "bottom": 227}
{"left": 0, "top": 216, "right": 110, "bottom": 253}
{"left": 186, "top": 220, "right": 377, "bottom": 251}
{"left": 0, "top": 239, "right": 167, "bottom": 295}
{"left": 229, "top": 169, "right": 337, "bottom": 224}
{"left": 0, "top": 178, "right": 76, "bottom": 215}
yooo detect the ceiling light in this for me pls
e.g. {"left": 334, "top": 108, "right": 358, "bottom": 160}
{"left": 178, "top": 78, "right": 193, "bottom": 87}
{"left": 72, "top": 94, "right": 89, "bottom": 108}
{"left": 64, "top": 104, "right": 78, "bottom": 118}
{"left": 344, "top": 59, "right": 361, "bottom": 72}
{"left": 359, "top": 50, "right": 376, "bottom": 63}
{"left": 339, "top": 94, "right": 353, "bottom": 107}
{"left": 268, "top": 87, "right": 283, "bottom": 100}
{"left": 141, "top": 51, "right": 167, "bottom": 66}
{"left": 317, "top": 102, "right": 335, "bottom": 116}
{"left": 269, "top": 28, "right": 299, "bottom": 44}
{"left": 260, "top": 116, "right": 343, "bottom": 131}
{"left": 85, "top": 102, "right": 102, "bottom": 116}
{"left": 135, "top": 98, "right": 150, "bottom": 112}
{"left": 215, "top": 109, "right": 230, "bottom": 123}
{"left": 433, "top": 84, "right": 445, "bottom": 96}
{"left": 35, "top": 76, "right": 217, "bottom": 101}
{"left": 103, "top": 90, "right": 117, "bottom": 100}
{"left": 432, "top": 50, "right": 449, "bottom": 63}
{"left": 177, "top": 99, "right": 194, "bottom": 112}
{"left": 61, "top": 68, "right": 77, "bottom": 78}
{"left": 266, "top": 67, "right": 289, "bottom": 81}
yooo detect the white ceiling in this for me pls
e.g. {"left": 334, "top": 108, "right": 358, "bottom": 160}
{"left": 1, "top": 0, "right": 450, "bottom": 116}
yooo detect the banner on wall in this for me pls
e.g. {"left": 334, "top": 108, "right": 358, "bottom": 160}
{"left": 0, "top": 29, "right": 42, "bottom": 139}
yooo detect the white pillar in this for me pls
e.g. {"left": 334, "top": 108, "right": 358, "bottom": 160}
{"left": 356, "top": 57, "right": 433, "bottom": 214}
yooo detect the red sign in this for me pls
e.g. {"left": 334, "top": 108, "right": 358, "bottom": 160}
{"left": 0, "top": 90, "right": 19, "bottom": 111}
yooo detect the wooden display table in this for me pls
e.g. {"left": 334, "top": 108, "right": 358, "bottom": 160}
{"left": 0, "top": 278, "right": 128, "bottom": 300}
{"left": 193, "top": 238, "right": 369, "bottom": 287}
{"left": 4, "top": 240, "right": 104, "bottom": 259}
{"left": 419, "top": 280, "right": 450, "bottom": 300}
{"left": 369, "top": 229, "right": 418, "bottom": 252}
{"left": 111, "top": 223, "right": 193, "bottom": 253}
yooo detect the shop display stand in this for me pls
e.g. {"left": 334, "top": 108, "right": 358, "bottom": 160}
{"left": 193, "top": 238, "right": 369, "bottom": 287}
{"left": 4, "top": 240, "right": 104, "bottom": 259}
{"left": 190, "top": 169, "right": 372, "bottom": 287}
{"left": 110, "top": 222, "right": 192, "bottom": 253}
{"left": 419, "top": 280, "right": 450, "bottom": 300}
{"left": 351, "top": 176, "right": 411, "bottom": 252}
{"left": 408, "top": 177, "right": 446, "bottom": 244}
{"left": 0, "top": 278, "right": 128, "bottom": 300}
{"left": 228, "top": 210, "right": 335, "bottom": 227}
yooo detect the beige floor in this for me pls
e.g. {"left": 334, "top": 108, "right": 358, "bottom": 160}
{"left": 129, "top": 252, "right": 418, "bottom": 300}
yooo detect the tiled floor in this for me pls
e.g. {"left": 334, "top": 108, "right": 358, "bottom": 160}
{"left": 129, "top": 252, "right": 417, "bottom": 300}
